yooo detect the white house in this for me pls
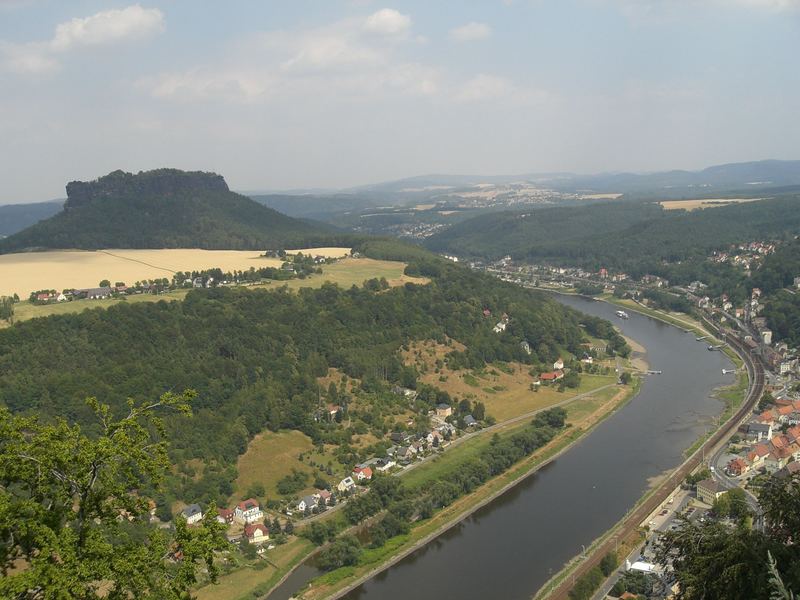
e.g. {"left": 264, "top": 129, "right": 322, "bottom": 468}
{"left": 297, "top": 495, "right": 319, "bottom": 513}
{"left": 337, "top": 477, "right": 356, "bottom": 493}
{"left": 553, "top": 358, "right": 565, "bottom": 370}
{"left": 234, "top": 498, "right": 263, "bottom": 525}
{"left": 181, "top": 503, "right": 203, "bottom": 525}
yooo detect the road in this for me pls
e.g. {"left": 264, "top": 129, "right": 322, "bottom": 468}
{"left": 541, "top": 316, "right": 765, "bottom": 600}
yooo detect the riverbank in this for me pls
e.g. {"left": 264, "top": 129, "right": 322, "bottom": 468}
{"left": 531, "top": 297, "right": 754, "bottom": 600}
{"left": 301, "top": 381, "right": 643, "bottom": 600}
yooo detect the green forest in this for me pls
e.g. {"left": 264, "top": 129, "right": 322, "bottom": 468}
{"left": 425, "top": 195, "right": 800, "bottom": 278}
{"left": 0, "top": 241, "right": 625, "bottom": 511}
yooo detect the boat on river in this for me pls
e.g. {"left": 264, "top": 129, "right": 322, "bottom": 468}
{"left": 615, "top": 310, "right": 630, "bottom": 319}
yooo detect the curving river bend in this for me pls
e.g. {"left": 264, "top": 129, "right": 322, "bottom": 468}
{"left": 270, "top": 296, "right": 733, "bottom": 600}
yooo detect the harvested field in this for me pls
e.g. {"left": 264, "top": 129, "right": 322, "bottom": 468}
{"left": 659, "top": 198, "right": 767, "bottom": 211}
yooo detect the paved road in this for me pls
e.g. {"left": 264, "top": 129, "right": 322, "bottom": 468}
{"left": 541, "top": 319, "right": 765, "bottom": 600}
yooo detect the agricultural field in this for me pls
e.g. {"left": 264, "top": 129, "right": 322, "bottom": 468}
{"left": 659, "top": 197, "right": 767, "bottom": 211}
{"left": 0, "top": 247, "right": 351, "bottom": 299}
{"left": 1, "top": 256, "right": 423, "bottom": 326}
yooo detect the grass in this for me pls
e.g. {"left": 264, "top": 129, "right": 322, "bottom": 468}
{"left": 271, "top": 258, "right": 427, "bottom": 292}
{"left": 234, "top": 430, "right": 315, "bottom": 499}
{"left": 195, "top": 537, "right": 314, "bottom": 600}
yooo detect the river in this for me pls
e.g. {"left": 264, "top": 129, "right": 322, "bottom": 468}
{"left": 269, "top": 296, "right": 734, "bottom": 600}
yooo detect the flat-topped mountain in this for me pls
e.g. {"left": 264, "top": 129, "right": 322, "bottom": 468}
{"left": 0, "top": 169, "right": 331, "bottom": 253}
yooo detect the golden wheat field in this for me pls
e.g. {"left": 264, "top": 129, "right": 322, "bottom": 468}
{"left": 0, "top": 247, "right": 351, "bottom": 298}
{"left": 659, "top": 197, "right": 767, "bottom": 211}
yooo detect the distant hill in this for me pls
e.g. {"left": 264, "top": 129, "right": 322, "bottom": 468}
{"left": 425, "top": 194, "right": 800, "bottom": 274}
{"left": 0, "top": 200, "right": 62, "bottom": 237}
{"left": 0, "top": 169, "right": 335, "bottom": 253}
{"left": 336, "top": 160, "right": 800, "bottom": 198}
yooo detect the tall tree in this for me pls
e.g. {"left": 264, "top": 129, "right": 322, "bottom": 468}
{"left": 0, "top": 390, "right": 228, "bottom": 599}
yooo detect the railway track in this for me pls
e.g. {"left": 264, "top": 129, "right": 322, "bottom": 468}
{"left": 539, "top": 318, "right": 764, "bottom": 600}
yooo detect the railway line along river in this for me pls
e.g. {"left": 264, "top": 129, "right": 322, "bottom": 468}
{"left": 269, "top": 295, "right": 734, "bottom": 600}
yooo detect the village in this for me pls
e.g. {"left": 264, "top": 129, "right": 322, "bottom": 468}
{"left": 166, "top": 393, "right": 491, "bottom": 555}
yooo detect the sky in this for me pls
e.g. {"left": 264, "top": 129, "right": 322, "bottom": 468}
{"left": 0, "top": 0, "right": 799, "bottom": 203}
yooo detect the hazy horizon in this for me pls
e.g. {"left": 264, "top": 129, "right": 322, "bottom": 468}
{"left": 2, "top": 1, "right": 799, "bottom": 203}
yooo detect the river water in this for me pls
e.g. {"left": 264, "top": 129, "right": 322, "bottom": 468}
{"left": 270, "top": 296, "right": 733, "bottom": 600}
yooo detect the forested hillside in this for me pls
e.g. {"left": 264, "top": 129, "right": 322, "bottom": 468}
{"left": 0, "top": 199, "right": 62, "bottom": 237}
{"left": 753, "top": 239, "right": 800, "bottom": 346}
{"left": 0, "top": 169, "right": 339, "bottom": 253}
{"left": 0, "top": 242, "right": 624, "bottom": 509}
{"left": 426, "top": 196, "right": 800, "bottom": 276}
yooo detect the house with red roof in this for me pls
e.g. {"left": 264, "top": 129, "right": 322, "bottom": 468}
{"left": 234, "top": 498, "right": 263, "bottom": 525}
{"left": 216, "top": 507, "right": 235, "bottom": 525}
{"left": 726, "top": 457, "right": 749, "bottom": 477}
{"left": 539, "top": 370, "right": 564, "bottom": 383}
{"left": 353, "top": 466, "right": 373, "bottom": 481}
{"left": 244, "top": 523, "right": 269, "bottom": 545}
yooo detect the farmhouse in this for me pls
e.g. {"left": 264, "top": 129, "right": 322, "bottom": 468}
{"left": 539, "top": 370, "right": 564, "bottom": 383}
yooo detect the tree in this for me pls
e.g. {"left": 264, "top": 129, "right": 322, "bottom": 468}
{"left": 0, "top": 296, "right": 13, "bottom": 323}
{"left": 99, "top": 279, "right": 111, "bottom": 287}
{"left": 599, "top": 551, "right": 618, "bottom": 576}
{"left": 620, "top": 371, "right": 632, "bottom": 385}
{"left": 316, "top": 536, "right": 362, "bottom": 571}
{"left": 655, "top": 472, "right": 800, "bottom": 600}
{"left": 0, "top": 390, "right": 229, "bottom": 599}
{"left": 245, "top": 481, "right": 266, "bottom": 499}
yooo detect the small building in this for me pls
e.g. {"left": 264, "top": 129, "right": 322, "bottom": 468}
{"left": 337, "top": 477, "right": 356, "bottom": 494}
{"left": 244, "top": 523, "right": 270, "bottom": 545}
{"left": 539, "top": 370, "right": 564, "bottom": 383}
{"left": 297, "top": 495, "right": 319, "bottom": 513}
{"left": 180, "top": 503, "right": 203, "bottom": 525}
{"left": 726, "top": 457, "right": 749, "bottom": 477}
{"left": 436, "top": 403, "right": 453, "bottom": 418}
{"left": 376, "top": 458, "right": 396, "bottom": 472}
{"left": 353, "top": 466, "right": 373, "bottom": 481}
{"left": 553, "top": 358, "right": 565, "bottom": 370}
{"left": 317, "top": 489, "right": 332, "bottom": 505}
{"left": 745, "top": 422, "right": 773, "bottom": 443}
{"left": 520, "top": 341, "right": 532, "bottom": 355}
{"left": 216, "top": 507, "right": 235, "bottom": 525}
{"left": 234, "top": 498, "right": 263, "bottom": 525}
{"left": 463, "top": 414, "right": 477, "bottom": 427}
{"left": 696, "top": 478, "right": 726, "bottom": 504}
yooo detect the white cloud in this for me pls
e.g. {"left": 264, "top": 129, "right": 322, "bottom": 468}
{"left": 449, "top": 22, "right": 492, "bottom": 42}
{"left": 362, "top": 8, "right": 411, "bottom": 35}
{"left": 2, "top": 4, "right": 164, "bottom": 74}
{"left": 50, "top": 5, "right": 164, "bottom": 52}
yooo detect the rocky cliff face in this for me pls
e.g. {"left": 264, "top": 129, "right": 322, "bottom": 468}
{"left": 65, "top": 169, "right": 229, "bottom": 210}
